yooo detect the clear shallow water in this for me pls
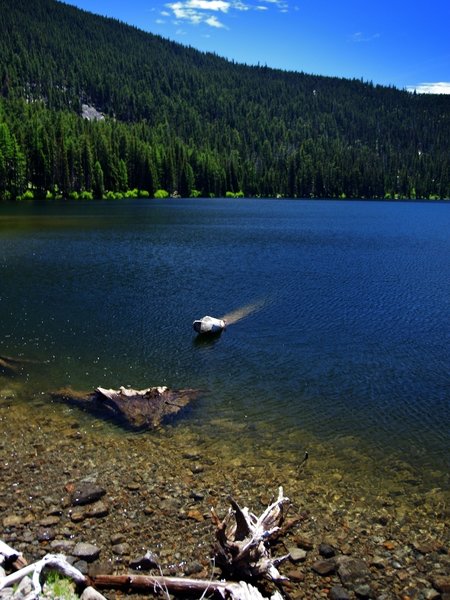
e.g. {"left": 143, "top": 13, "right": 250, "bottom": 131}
{"left": 1, "top": 198, "right": 449, "bottom": 484}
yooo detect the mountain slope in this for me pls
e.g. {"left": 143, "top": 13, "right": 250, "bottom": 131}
{"left": 0, "top": 0, "right": 449, "bottom": 200}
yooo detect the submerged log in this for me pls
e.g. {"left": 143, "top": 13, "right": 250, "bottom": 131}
{"left": 51, "top": 385, "right": 199, "bottom": 430}
{"left": 0, "top": 355, "right": 25, "bottom": 376}
{"left": 0, "top": 354, "right": 41, "bottom": 377}
{"left": 211, "top": 487, "right": 291, "bottom": 582}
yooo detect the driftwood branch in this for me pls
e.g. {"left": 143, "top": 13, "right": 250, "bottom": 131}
{"left": 89, "top": 574, "right": 283, "bottom": 600}
{"left": 1, "top": 489, "right": 295, "bottom": 600}
{"left": 0, "top": 540, "right": 27, "bottom": 570}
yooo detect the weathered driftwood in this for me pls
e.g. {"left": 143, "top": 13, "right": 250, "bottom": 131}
{"left": 0, "top": 553, "right": 87, "bottom": 600}
{"left": 89, "top": 574, "right": 283, "bottom": 600}
{"left": 211, "top": 487, "right": 291, "bottom": 581}
{"left": 0, "top": 540, "right": 27, "bottom": 570}
{"left": 51, "top": 385, "right": 199, "bottom": 430}
{"left": 1, "top": 490, "right": 294, "bottom": 600}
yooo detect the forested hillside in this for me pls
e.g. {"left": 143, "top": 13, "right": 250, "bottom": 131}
{"left": 0, "top": 0, "right": 449, "bottom": 200}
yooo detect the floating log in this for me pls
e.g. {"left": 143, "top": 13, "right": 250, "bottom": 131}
{"left": 51, "top": 385, "right": 199, "bottom": 430}
{"left": 211, "top": 487, "right": 291, "bottom": 582}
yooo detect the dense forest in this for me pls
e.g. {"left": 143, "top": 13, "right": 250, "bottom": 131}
{"left": 0, "top": 0, "right": 449, "bottom": 201}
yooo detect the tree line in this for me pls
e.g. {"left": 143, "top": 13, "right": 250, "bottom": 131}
{"left": 0, "top": 0, "right": 449, "bottom": 201}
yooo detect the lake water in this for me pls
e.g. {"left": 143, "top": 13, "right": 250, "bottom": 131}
{"left": 1, "top": 198, "right": 449, "bottom": 493}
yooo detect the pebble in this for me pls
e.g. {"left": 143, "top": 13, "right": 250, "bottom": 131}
{"left": 71, "top": 484, "right": 106, "bottom": 506}
{"left": 80, "top": 586, "right": 108, "bottom": 600}
{"left": 329, "top": 586, "right": 351, "bottom": 600}
{"left": 336, "top": 556, "right": 371, "bottom": 583}
{"left": 1, "top": 387, "right": 449, "bottom": 600}
{"left": 129, "top": 550, "right": 160, "bottom": 570}
{"left": 319, "top": 543, "right": 336, "bottom": 558}
{"left": 111, "top": 543, "right": 130, "bottom": 556}
{"left": 288, "top": 547, "right": 307, "bottom": 563}
{"left": 72, "top": 542, "right": 101, "bottom": 561}
{"left": 312, "top": 559, "right": 337, "bottom": 576}
{"left": 85, "top": 501, "right": 109, "bottom": 518}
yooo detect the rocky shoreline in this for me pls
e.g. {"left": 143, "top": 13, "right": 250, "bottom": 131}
{"left": 1, "top": 382, "right": 449, "bottom": 599}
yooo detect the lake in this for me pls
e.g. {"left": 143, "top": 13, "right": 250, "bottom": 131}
{"left": 1, "top": 198, "right": 449, "bottom": 496}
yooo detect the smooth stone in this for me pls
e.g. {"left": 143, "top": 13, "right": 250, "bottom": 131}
{"left": 295, "top": 535, "right": 314, "bottom": 551}
{"left": 2, "top": 515, "right": 23, "bottom": 528}
{"left": 39, "top": 516, "right": 60, "bottom": 526}
{"left": 73, "top": 560, "right": 89, "bottom": 574}
{"left": 85, "top": 501, "right": 109, "bottom": 518}
{"left": 50, "top": 540, "right": 75, "bottom": 553}
{"left": 112, "top": 543, "right": 130, "bottom": 556}
{"left": 71, "top": 483, "right": 106, "bottom": 506}
{"left": 354, "top": 584, "right": 372, "bottom": 598}
{"left": 330, "top": 586, "right": 351, "bottom": 600}
{"left": 110, "top": 533, "right": 126, "bottom": 545}
{"left": 184, "top": 561, "right": 203, "bottom": 576}
{"left": 72, "top": 542, "right": 101, "bottom": 561}
{"left": 129, "top": 551, "right": 159, "bottom": 571}
{"left": 190, "top": 490, "right": 204, "bottom": 501}
{"left": 288, "top": 547, "right": 307, "bottom": 563}
{"left": 319, "top": 543, "right": 336, "bottom": 558}
{"left": 70, "top": 508, "right": 86, "bottom": 522}
{"left": 285, "top": 569, "right": 305, "bottom": 583}
{"left": 337, "top": 556, "right": 371, "bottom": 586}
{"left": 80, "top": 586, "right": 108, "bottom": 600}
{"left": 36, "top": 528, "right": 55, "bottom": 542}
{"left": 187, "top": 508, "right": 204, "bottom": 522}
{"left": 312, "top": 558, "right": 337, "bottom": 576}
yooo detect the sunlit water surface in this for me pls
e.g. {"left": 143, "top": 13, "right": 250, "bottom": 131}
{"left": 1, "top": 198, "right": 449, "bottom": 494}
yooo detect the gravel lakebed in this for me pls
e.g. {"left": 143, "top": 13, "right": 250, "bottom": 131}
{"left": 1, "top": 381, "right": 449, "bottom": 600}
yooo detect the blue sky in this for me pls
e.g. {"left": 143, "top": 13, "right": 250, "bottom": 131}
{"left": 66, "top": 0, "right": 450, "bottom": 93}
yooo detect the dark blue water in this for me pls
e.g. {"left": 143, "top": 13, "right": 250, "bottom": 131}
{"left": 1, "top": 198, "right": 449, "bottom": 477}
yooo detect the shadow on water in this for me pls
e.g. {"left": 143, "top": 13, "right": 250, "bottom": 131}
{"left": 192, "top": 330, "right": 224, "bottom": 348}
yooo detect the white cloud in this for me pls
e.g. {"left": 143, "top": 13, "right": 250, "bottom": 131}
{"left": 189, "top": 0, "right": 230, "bottom": 10}
{"left": 205, "top": 15, "right": 227, "bottom": 27}
{"left": 407, "top": 82, "right": 450, "bottom": 95}
{"left": 350, "top": 31, "right": 380, "bottom": 43}
{"left": 165, "top": 0, "right": 289, "bottom": 28}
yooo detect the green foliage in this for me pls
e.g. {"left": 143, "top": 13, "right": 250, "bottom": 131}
{"left": 154, "top": 189, "right": 169, "bottom": 198}
{"left": 17, "top": 189, "right": 34, "bottom": 201}
{"left": 225, "top": 191, "right": 245, "bottom": 198}
{"left": 189, "top": 189, "right": 201, "bottom": 198}
{"left": 0, "top": 0, "right": 449, "bottom": 201}
{"left": 43, "top": 571, "right": 78, "bottom": 600}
